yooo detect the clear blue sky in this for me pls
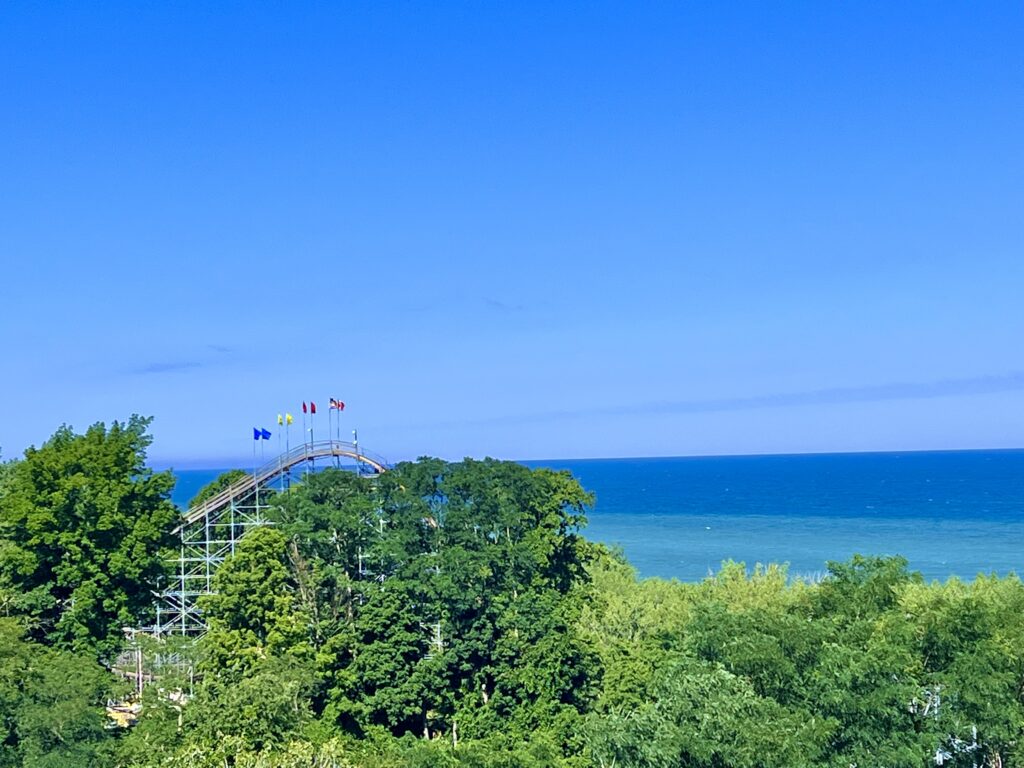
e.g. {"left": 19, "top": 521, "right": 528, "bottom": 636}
{"left": 2, "top": 2, "right": 1022, "bottom": 467}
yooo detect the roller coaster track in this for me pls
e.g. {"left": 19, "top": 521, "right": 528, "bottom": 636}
{"left": 177, "top": 440, "right": 386, "bottom": 529}
{"left": 142, "top": 439, "right": 388, "bottom": 637}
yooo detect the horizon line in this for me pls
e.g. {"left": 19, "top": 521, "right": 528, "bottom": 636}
{"left": 150, "top": 443, "right": 1024, "bottom": 471}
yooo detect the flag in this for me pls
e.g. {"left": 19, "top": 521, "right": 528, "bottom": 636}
{"left": 286, "top": 413, "right": 293, "bottom": 425}
{"left": 277, "top": 414, "right": 283, "bottom": 426}
{"left": 310, "top": 401, "right": 317, "bottom": 414}
{"left": 330, "top": 398, "right": 345, "bottom": 411}
{"left": 261, "top": 428, "right": 272, "bottom": 440}
{"left": 253, "top": 427, "right": 261, "bottom": 440}
{"left": 302, "top": 402, "right": 307, "bottom": 414}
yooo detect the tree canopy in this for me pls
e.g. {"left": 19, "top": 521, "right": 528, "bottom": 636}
{"left": 5, "top": 420, "right": 1024, "bottom": 767}
{"left": 188, "top": 468, "right": 249, "bottom": 508}
{"left": 0, "top": 416, "right": 178, "bottom": 659}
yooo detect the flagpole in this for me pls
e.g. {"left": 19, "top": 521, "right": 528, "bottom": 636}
{"left": 352, "top": 428, "right": 359, "bottom": 476}
{"left": 301, "top": 403, "right": 308, "bottom": 478}
{"left": 329, "top": 404, "right": 337, "bottom": 468}
{"left": 336, "top": 401, "right": 342, "bottom": 467}
{"left": 285, "top": 414, "right": 292, "bottom": 490}
{"left": 252, "top": 431, "right": 259, "bottom": 512}
{"left": 277, "top": 417, "right": 284, "bottom": 493}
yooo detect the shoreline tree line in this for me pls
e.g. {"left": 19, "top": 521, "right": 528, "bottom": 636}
{"left": 2, "top": 417, "right": 1024, "bottom": 767}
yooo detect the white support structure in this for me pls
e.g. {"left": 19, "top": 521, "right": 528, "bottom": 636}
{"left": 139, "top": 439, "right": 387, "bottom": 637}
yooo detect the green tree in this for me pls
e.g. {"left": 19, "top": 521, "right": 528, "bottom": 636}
{"left": 0, "top": 618, "right": 119, "bottom": 768}
{"left": 0, "top": 416, "right": 178, "bottom": 659}
{"left": 253, "top": 457, "right": 598, "bottom": 751}
{"left": 184, "top": 656, "right": 316, "bottom": 753}
{"left": 589, "top": 656, "right": 832, "bottom": 768}
{"left": 187, "top": 468, "right": 248, "bottom": 508}
{"left": 900, "top": 576, "right": 1024, "bottom": 767}
{"left": 198, "top": 526, "right": 311, "bottom": 675}
{"left": 0, "top": 452, "right": 15, "bottom": 495}
{"left": 271, "top": 469, "right": 378, "bottom": 646}
{"left": 184, "top": 527, "right": 316, "bottom": 753}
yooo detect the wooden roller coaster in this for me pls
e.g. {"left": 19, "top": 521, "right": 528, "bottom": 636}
{"left": 141, "top": 439, "right": 387, "bottom": 637}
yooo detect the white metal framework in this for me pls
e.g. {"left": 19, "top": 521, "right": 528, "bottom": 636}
{"left": 142, "top": 439, "right": 387, "bottom": 637}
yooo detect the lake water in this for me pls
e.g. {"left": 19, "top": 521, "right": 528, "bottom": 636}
{"left": 169, "top": 450, "right": 1024, "bottom": 582}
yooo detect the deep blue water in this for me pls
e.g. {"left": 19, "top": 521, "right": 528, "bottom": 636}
{"left": 169, "top": 450, "right": 1024, "bottom": 582}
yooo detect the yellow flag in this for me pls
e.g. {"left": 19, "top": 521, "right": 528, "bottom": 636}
{"left": 286, "top": 413, "right": 294, "bottom": 425}
{"left": 277, "top": 414, "right": 283, "bottom": 426}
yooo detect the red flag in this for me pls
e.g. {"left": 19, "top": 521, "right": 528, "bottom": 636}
{"left": 310, "top": 401, "right": 317, "bottom": 414}
{"left": 302, "top": 401, "right": 307, "bottom": 414}
{"left": 338, "top": 400, "right": 345, "bottom": 411}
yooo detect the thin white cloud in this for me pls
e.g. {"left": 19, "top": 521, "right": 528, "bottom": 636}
{"left": 419, "top": 372, "right": 1024, "bottom": 428}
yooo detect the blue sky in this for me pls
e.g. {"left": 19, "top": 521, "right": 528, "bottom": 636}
{"left": 1, "top": 2, "right": 1022, "bottom": 467}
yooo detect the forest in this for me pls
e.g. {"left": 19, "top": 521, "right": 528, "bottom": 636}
{"left": 2, "top": 417, "right": 1024, "bottom": 767}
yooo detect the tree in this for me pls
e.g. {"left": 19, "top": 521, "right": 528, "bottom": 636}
{"left": 588, "top": 656, "right": 833, "bottom": 768}
{"left": 900, "top": 576, "right": 1024, "bottom": 767}
{"left": 184, "top": 656, "right": 316, "bottom": 754}
{"left": 0, "top": 618, "right": 119, "bottom": 768}
{"left": 0, "top": 416, "right": 178, "bottom": 659}
{"left": 250, "top": 458, "right": 598, "bottom": 751}
{"left": 0, "top": 452, "right": 15, "bottom": 495}
{"left": 271, "top": 469, "right": 378, "bottom": 646}
{"left": 198, "top": 526, "right": 311, "bottom": 675}
{"left": 185, "top": 527, "right": 315, "bottom": 754}
{"left": 187, "top": 468, "right": 248, "bottom": 508}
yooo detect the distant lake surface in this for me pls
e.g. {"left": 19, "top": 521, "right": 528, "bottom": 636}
{"left": 169, "top": 450, "right": 1024, "bottom": 582}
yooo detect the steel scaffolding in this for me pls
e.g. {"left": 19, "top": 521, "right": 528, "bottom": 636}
{"left": 140, "top": 439, "right": 387, "bottom": 637}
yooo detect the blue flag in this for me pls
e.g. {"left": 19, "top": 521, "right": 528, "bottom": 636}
{"left": 253, "top": 427, "right": 260, "bottom": 440}
{"left": 261, "top": 428, "right": 272, "bottom": 440}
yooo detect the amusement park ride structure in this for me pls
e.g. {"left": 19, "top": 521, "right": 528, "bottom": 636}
{"left": 140, "top": 439, "right": 388, "bottom": 638}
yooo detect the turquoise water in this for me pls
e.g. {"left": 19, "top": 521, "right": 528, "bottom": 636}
{"left": 170, "top": 450, "right": 1024, "bottom": 582}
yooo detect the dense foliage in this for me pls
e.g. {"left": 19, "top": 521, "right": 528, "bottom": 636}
{"left": 0, "top": 618, "right": 119, "bottom": 768}
{"left": 3, "top": 420, "right": 1024, "bottom": 767}
{"left": 189, "top": 468, "right": 249, "bottom": 508}
{"left": 0, "top": 416, "right": 177, "bottom": 659}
